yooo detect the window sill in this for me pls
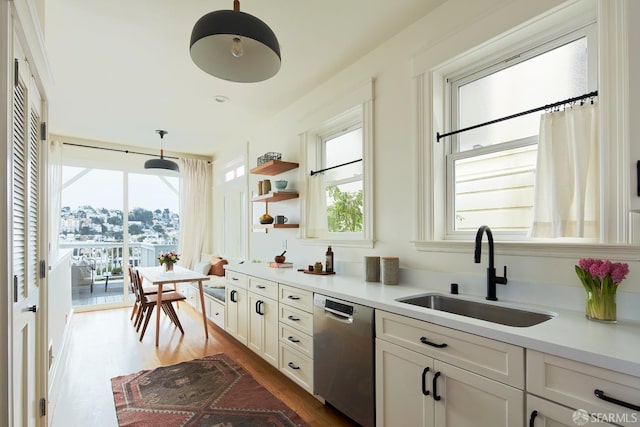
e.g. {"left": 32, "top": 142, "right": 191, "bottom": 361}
{"left": 413, "top": 240, "right": 639, "bottom": 260}
{"left": 300, "top": 238, "right": 374, "bottom": 249}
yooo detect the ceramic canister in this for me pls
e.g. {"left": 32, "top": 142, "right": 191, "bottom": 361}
{"left": 381, "top": 256, "right": 399, "bottom": 285}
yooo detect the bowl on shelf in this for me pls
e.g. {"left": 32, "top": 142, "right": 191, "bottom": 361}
{"left": 259, "top": 214, "right": 274, "bottom": 224}
{"left": 274, "top": 180, "right": 288, "bottom": 190}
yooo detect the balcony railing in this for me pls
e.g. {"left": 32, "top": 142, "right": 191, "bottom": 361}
{"left": 60, "top": 241, "right": 178, "bottom": 307}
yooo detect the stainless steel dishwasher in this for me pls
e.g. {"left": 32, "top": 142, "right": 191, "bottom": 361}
{"left": 313, "top": 294, "right": 375, "bottom": 427}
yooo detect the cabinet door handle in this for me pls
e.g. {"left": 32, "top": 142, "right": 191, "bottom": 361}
{"left": 594, "top": 389, "right": 640, "bottom": 411}
{"left": 230, "top": 290, "right": 237, "bottom": 303}
{"left": 287, "top": 315, "right": 300, "bottom": 321}
{"left": 287, "top": 295, "right": 300, "bottom": 300}
{"left": 432, "top": 371, "right": 442, "bottom": 401}
{"left": 287, "top": 336, "right": 300, "bottom": 343}
{"left": 420, "top": 336, "right": 448, "bottom": 348}
{"left": 287, "top": 361, "right": 300, "bottom": 370}
{"left": 255, "top": 300, "right": 264, "bottom": 315}
{"left": 529, "top": 410, "right": 538, "bottom": 427}
{"left": 256, "top": 284, "right": 266, "bottom": 289}
{"left": 421, "top": 367, "right": 430, "bottom": 396}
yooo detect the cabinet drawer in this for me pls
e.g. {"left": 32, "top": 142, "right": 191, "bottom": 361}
{"left": 248, "top": 277, "right": 278, "bottom": 300}
{"left": 526, "top": 394, "right": 618, "bottom": 427}
{"left": 527, "top": 350, "right": 640, "bottom": 426}
{"left": 226, "top": 271, "right": 247, "bottom": 289}
{"left": 279, "top": 284, "right": 313, "bottom": 313}
{"left": 207, "top": 298, "right": 225, "bottom": 329}
{"left": 280, "top": 322, "right": 313, "bottom": 358}
{"left": 279, "top": 344, "right": 313, "bottom": 393}
{"left": 280, "top": 305, "right": 313, "bottom": 335}
{"left": 376, "top": 310, "right": 524, "bottom": 388}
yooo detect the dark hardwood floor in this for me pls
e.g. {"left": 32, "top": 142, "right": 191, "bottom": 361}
{"left": 50, "top": 304, "right": 357, "bottom": 427}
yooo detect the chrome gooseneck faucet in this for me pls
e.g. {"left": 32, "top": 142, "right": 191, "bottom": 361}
{"left": 474, "top": 225, "right": 507, "bottom": 301}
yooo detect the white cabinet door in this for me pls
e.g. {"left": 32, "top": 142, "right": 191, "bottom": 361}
{"left": 376, "top": 338, "right": 434, "bottom": 427}
{"left": 225, "top": 284, "right": 248, "bottom": 345}
{"left": 433, "top": 360, "right": 523, "bottom": 427}
{"left": 248, "top": 293, "right": 278, "bottom": 367}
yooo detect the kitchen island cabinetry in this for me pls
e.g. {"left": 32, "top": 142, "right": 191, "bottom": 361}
{"left": 247, "top": 277, "right": 279, "bottom": 367}
{"left": 278, "top": 284, "right": 314, "bottom": 393}
{"left": 527, "top": 350, "right": 640, "bottom": 427}
{"left": 225, "top": 271, "right": 248, "bottom": 345}
{"left": 375, "top": 310, "right": 524, "bottom": 427}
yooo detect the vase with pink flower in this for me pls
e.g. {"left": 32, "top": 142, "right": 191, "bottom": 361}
{"left": 575, "top": 258, "right": 629, "bottom": 323}
{"left": 158, "top": 250, "right": 179, "bottom": 272}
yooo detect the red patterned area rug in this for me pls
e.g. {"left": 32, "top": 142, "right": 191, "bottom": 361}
{"left": 111, "top": 353, "right": 309, "bottom": 426}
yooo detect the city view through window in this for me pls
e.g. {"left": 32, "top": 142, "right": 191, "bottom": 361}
{"left": 61, "top": 167, "right": 180, "bottom": 308}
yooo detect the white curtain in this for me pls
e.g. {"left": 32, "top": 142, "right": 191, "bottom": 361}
{"left": 530, "top": 102, "right": 599, "bottom": 238}
{"left": 49, "top": 140, "right": 63, "bottom": 260}
{"left": 306, "top": 173, "right": 327, "bottom": 238}
{"left": 178, "top": 158, "right": 209, "bottom": 269}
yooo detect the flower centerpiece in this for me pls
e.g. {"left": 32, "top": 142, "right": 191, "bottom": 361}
{"left": 158, "top": 250, "right": 179, "bottom": 272}
{"left": 575, "top": 258, "right": 629, "bottom": 323}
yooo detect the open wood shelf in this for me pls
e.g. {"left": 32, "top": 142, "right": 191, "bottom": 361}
{"left": 253, "top": 223, "right": 299, "bottom": 230}
{"left": 250, "top": 160, "right": 299, "bottom": 176}
{"left": 252, "top": 192, "right": 299, "bottom": 203}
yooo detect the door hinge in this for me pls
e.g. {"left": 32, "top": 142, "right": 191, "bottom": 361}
{"left": 39, "top": 397, "right": 46, "bottom": 416}
{"left": 40, "top": 122, "right": 47, "bottom": 141}
{"left": 39, "top": 260, "right": 46, "bottom": 279}
{"left": 14, "top": 59, "right": 18, "bottom": 87}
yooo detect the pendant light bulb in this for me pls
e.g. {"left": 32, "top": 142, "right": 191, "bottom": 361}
{"left": 231, "top": 37, "right": 244, "bottom": 58}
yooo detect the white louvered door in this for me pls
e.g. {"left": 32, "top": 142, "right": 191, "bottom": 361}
{"left": 12, "top": 38, "right": 44, "bottom": 427}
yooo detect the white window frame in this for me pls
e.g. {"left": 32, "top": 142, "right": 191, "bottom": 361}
{"left": 412, "top": 1, "right": 632, "bottom": 259}
{"left": 299, "top": 81, "right": 374, "bottom": 248}
{"left": 444, "top": 25, "right": 597, "bottom": 240}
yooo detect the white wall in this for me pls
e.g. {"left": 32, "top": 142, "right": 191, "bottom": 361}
{"left": 215, "top": 0, "right": 640, "bottom": 320}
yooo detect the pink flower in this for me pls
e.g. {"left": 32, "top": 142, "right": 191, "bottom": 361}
{"left": 579, "top": 258, "right": 595, "bottom": 271}
{"left": 610, "top": 262, "right": 629, "bottom": 284}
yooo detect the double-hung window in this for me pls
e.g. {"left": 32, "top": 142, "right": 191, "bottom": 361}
{"left": 445, "top": 24, "right": 597, "bottom": 239}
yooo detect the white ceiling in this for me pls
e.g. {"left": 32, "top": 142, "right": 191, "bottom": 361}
{"left": 45, "top": 0, "right": 444, "bottom": 156}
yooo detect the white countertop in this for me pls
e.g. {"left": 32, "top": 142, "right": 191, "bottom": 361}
{"left": 226, "top": 263, "right": 640, "bottom": 377}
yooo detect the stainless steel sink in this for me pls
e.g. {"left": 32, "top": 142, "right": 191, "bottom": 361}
{"left": 396, "top": 293, "right": 556, "bottom": 327}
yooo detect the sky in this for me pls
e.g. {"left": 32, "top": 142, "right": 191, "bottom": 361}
{"left": 61, "top": 167, "right": 180, "bottom": 213}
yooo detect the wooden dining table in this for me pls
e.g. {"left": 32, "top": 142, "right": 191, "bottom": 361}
{"left": 136, "top": 265, "right": 210, "bottom": 347}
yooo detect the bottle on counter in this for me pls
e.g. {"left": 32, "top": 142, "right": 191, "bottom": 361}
{"left": 325, "top": 245, "right": 334, "bottom": 273}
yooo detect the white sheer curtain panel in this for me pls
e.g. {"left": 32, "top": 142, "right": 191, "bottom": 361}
{"left": 49, "top": 140, "right": 63, "bottom": 259}
{"left": 306, "top": 173, "right": 327, "bottom": 238}
{"left": 178, "top": 159, "right": 209, "bottom": 269}
{"left": 530, "top": 102, "right": 599, "bottom": 238}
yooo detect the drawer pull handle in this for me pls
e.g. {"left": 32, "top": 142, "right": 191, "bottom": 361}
{"left": 421, "top": 367, "right": 430, "bottom": 396}
{"left": 287, "top": 336, "right": 300, "bottom": 343}
{"left": 232, "top": 277, "right": 239, "bottom": 281}
{"left": 529, "top": 410, "right": 538, "bottom": 427}
{"left": 420, "top": 336, "right": 448, "bottom": 348}
{"left": 594, "top": 389, "right": 640, "bottom": 411}
{"left": 287, "top": 362, "right": 300, "bottom": 370}
{"left": 257, "top": 285, "right": 266, "bottom": 289}
{"left": 287, "top": 295, "right": 300, "bottom": 300}
{"left": 432, "top": 371, "right": 442, "bottom": 401}
{"left": 287, "top": 315, "right": 300, "bottom": 321}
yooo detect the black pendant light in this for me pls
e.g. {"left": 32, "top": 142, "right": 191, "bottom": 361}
{"left": 190, "top": 0, "right": 281, "bottom": 83}
{"left": 145, "top": 130, "right": 179, "bottom": 172}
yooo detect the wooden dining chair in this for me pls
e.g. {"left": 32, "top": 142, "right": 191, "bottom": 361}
{"left": 131, "top": 268, "right": 187, "bottom": 341}
{"left": 128, "top": 266, "right": 173, "bottom": 324}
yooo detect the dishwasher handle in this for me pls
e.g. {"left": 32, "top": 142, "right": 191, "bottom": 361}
{"left": 324, "top": 306, "right": 354, "bottom": 324}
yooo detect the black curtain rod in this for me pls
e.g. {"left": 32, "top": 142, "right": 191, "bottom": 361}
{"left": 310, "top": 158, "right": 363, "bottom": 176}
{"left": 62, "top": 142, "right": 180, "bottom": 160}
{"left": 436, "top": 90, "right": 598, "bottom": 142}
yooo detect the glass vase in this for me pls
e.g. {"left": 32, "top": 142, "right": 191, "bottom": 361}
{"left": 585, "top": 290, "right": 616, "bottom": 323}
{"left": 164, "top": 263, "right": 174, "bottom": 272}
